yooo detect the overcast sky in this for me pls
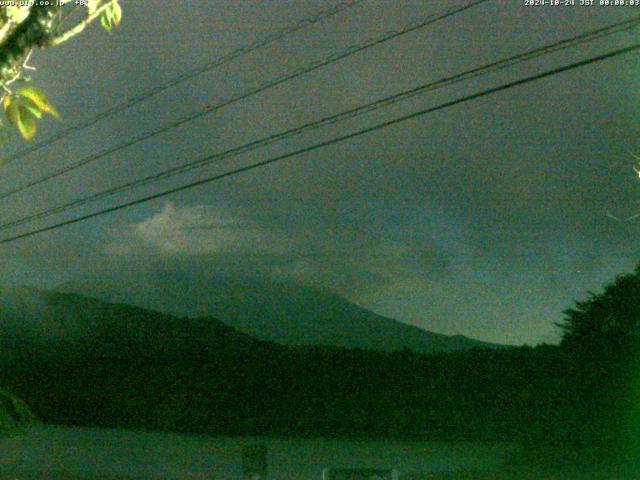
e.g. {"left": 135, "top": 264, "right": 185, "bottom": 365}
{"left": 0, "top": 0, "right": 638, "bottom": 345}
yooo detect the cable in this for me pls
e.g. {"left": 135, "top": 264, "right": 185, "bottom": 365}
{"left": 1, "top": 17, "right": 638, "bottom": 232}
{"left": 0, "top": 0, "right": 490, "bottom": 202}
{"left": 1, "top": 0, "right": 365, "bottom": 166}
{"left": 1, "top": 42, "right": 637, "bottom": 245}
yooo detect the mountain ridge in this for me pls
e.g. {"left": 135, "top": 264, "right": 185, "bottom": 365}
{"left": 56, "top": 276, "right": 503, "bottom": 353}
{"left": 0, "top": 283, "right": 538, "bottom": 441}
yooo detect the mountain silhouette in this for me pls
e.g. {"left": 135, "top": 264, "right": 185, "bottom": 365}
{"left": 58, "top": 276, "right": 501, "bottom": 353}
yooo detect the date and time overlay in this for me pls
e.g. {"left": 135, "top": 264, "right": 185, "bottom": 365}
{"left": 0, "top": 0, "right": 638, "bottom": 8}
{"left": 526, "top": 0, "right": 640, "bottom": 6}
{"left": 0, "top": 1, "right": 89, "bottom": 7}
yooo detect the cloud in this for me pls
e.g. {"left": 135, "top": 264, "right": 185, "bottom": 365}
{"left": 99, "top": 201, "right": 453, "bottom": 297}
{"left": 3, "top": 0, "right": 637, "bottom": 346}
{"left": 106, "top": 202, "right": 294, "bottom": 256}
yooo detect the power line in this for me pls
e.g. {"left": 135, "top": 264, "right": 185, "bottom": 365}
{"left": 0, "top": 0, "right": 490, "bottom": 202}
{"left": 1, "top": 42, "right": 637, "bottom": 245}
{"left": 1, "top": 0, "right": 364, "bottom": 166}
{"left": 1, "top": 17, "right": 638, "bottom": 232}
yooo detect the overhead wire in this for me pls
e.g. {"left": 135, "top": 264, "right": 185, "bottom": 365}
{"left": 0, "top": 0, "right": 490, "bottom": 202}
{"left": 1, "top": 0, "right": 365, "bottom": 166}
{"left": 0, "top": 16, "right": 638, "bottom": 232}
{"left": 1, "top": 42, "right": 638, "bottom": 245}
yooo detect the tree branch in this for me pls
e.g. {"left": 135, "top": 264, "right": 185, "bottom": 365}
{"left": 0, "top": 5, "right": 61, "bottom": 83}
{"left": 49, "top": 1, "right": 116, "bottom": 47}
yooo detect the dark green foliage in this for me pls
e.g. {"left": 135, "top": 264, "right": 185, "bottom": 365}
{"left": 0, "top": 291, "right": 561, "bottom": 441}
{"left": 537, "top": 264, "right": 640, "bottom": 464}
{"left": 558, "top": 264, "right": 640, "bottom": 352}
{"left": 0, "top": 276, "right": 636, "bottom": 468}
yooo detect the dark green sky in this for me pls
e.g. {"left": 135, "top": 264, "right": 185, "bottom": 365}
{"left": 0, "top": 0, "right": 638, "bottom": 345}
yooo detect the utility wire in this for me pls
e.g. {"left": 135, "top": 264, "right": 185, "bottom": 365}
{"left": 1, "top": 42, "right": 638, "bottom": 245}
{"left": 0, "top": 0, "right": 490, "bottom": 202}
{"left": 1, "top": 17, "right": 638, "bottom": 232}
{"left": 1, "top": 0, "right": 364, "bottom": 166}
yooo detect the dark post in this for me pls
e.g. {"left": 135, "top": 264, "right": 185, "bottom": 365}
{"left": 242, "top": 444, "right": 267, "bottom": 480}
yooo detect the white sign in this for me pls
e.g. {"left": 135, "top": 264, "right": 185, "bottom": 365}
{"left": 322, "top": 468, "right": 399, "bottom": 480}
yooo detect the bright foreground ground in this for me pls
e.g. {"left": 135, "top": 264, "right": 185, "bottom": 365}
{"left": 0, "top": 426, "right": 635, "bottom": 479}
{"left": 1, "top": 425, "right": 511, "bottom": 479}
{"left": 0, "top": 468, "right": 636, "bottom": 479}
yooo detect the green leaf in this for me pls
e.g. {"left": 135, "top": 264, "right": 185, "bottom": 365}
{"left": 3, "top": 95, "right": 20, "bottom": 126}
{"left": 2, "top": 88, "right": 59, "bottom": 141}
{"left": 100, "top": 10, "right": 113, "bottom": 32}
{"left": 16, "top": 86, "right": 59, "bottom": 119}
{"left": 4, "top": 95, "right": 39, "bottom": 140}
{"left": 87, "top": 0, "right": 99, "bottom": 15}
{"left": 16, "top": 106, "right": 36, "bottom": 141}
{"left": 6, "top": 6, "right": 29, "bottom": 23}
{"left": 20, "top": 97, "right": 43, "bottom": 120}
{"left": 111, "top": 1, "right": 122, "bottom": 26}
{"left": 100, "top": 2, "right": 122, "bottom": 32}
